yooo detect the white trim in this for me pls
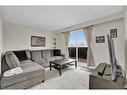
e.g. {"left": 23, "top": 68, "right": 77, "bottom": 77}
{"left": 55, "top": 11, "right": 124, "bottom": 33}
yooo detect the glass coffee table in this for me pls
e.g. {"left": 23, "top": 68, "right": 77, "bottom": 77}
{"left": 50, "top": 59, "right": 77, "bottom": 76}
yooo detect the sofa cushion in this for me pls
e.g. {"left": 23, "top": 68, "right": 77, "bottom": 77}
{"left": 46, "top": 56, "right": 63, "bottom": 62}
{"left": 25, "top": 49, "right": 31, "bottom": 60}
{"left": 42, "top": 50, "right": 51, "bottom": 58}
{"left": 31, "top": 50, "right": 47, "bottom": 67}
{"left": 39, "top": 62, "right": 50, "bottom": 68}
{"left": 5, "top": 51, "right": 20, "bottom": 69}
{"left": 1, "top": 60, "right": 45, "bottom": 88}
{"left": 13, "top": 50, "right": 28, "bottom": 62}
{"left": 50, "top": 50, "right": 54, "bottom": 56}
{"left": 32, "top": 58, "right": 47, "bottom": 65}
{"left": 54, "top": 56, "right": 63, "bottom": 60}
{"left": 20, "top": 60, "right": 45, "bottom": 73}
{"left": 46, "top": 57, "right": 56, "bottom": 63}
{"left": 31, "top": 50, "right": 42, "bottom": 60}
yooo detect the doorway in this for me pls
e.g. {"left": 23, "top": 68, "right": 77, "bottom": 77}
{"left": 68, "top": 29, "right": 88, "bottom": 67}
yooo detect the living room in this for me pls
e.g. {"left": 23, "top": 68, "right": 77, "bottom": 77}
{"left": 0, "top": 5, "right": 127, "bottom": 90}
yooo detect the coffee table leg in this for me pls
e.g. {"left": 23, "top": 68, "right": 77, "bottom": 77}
{"left": 75, "top": 61, "right": 77, "bottom": 68}
{"left": 59, "top": 65, "right": 62, "bottom": 76}
{"left": 50, "top": 62, "right": 52, "bottom": 71}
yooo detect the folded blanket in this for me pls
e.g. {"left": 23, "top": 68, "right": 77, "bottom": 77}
{"left": 3, "top": 67, "right": 23, "bottom": 77}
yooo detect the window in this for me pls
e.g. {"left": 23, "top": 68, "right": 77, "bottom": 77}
{"left": 77, "top": 31, "right": 87, "bottom": 47}
{"left": 69, "top": 31, "right": 77, "bottom": 47}
{"left": 68, "top": 30, "right": 87, "bottom": 47}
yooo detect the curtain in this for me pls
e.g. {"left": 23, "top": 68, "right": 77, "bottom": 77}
{"left": 64, "top": 32, "right": 70, "bottom": 59}
{"left": 83, "top": 26, "right": 95, "bottom": 67}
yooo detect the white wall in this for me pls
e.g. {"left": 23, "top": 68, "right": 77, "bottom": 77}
{"left": 0, "top": 7, "right": 3, "bottom": 76}
{"left": 56, "top": 33, "right": 66, "bottom": 55}
{"left": 92, "top": 19, "right": 124, "bottom": 69}
{"left": 124, "top": 7, "right": 127, "bottom": 74}
{"left": 56, "top": 19, "right": 125, "bottom": 69}
{"left": 3, "top": 22, "right": 55, "bottom": 52}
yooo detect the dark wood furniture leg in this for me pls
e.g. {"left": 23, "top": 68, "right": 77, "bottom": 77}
{"left": 50, "top": 62, "right": 52, "bottom": 71}
{"left": 59, "top": 65, "right": 62, "bottom": 76}
{"left": 75, "top": 61, "right": 77, "bottom": 68}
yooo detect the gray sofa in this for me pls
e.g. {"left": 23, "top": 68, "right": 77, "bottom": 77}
{"left": 0, "top": 49, "right": 64, "bottom": 89}
{"left": 31, "top": 50, "right": 64, "bottom": 68}
{"left": 1, "top": 51, "right": 45, "bottom": 89}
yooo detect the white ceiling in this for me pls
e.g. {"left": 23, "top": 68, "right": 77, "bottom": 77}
{"left": 2, "top": 6, "right": 124, "bottom": 32}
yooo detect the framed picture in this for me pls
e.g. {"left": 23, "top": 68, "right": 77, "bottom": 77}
{"left": 110, "top": 29, "right": 117, "bottom": 38}
{"left": 96, "top": 36, "right": 105, "bottom": 43}
{"left": 31, "top": 36, "right": 46, "bottom": 47}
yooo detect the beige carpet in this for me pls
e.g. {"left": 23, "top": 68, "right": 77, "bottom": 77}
{"left": 30, "top": 66, "right": 92, "bottom": 89}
